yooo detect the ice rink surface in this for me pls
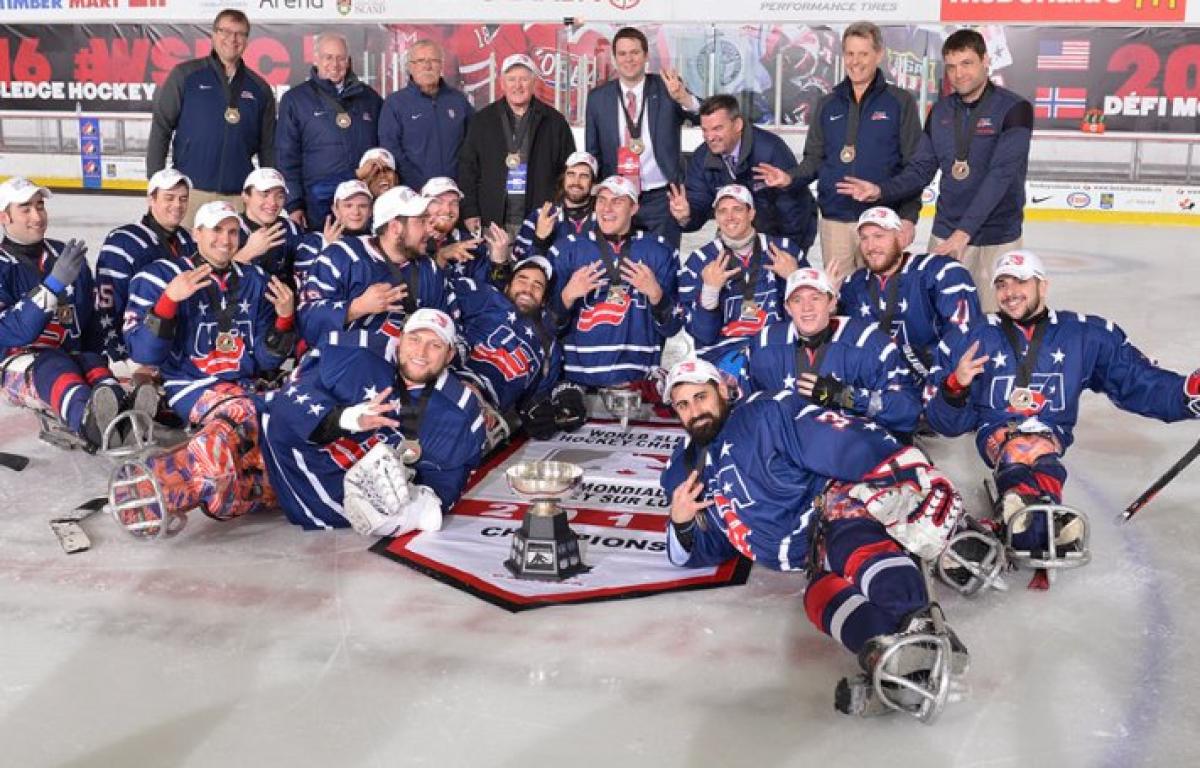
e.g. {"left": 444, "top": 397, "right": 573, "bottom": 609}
{"left": 2, "top": 194, "right": 1199, "bottom": 767}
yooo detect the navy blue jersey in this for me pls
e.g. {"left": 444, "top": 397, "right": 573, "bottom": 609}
{"left": 95, "top": 217, "right": 195, "bottom": 361}
{"left": 1, "top": 238, "right": 100, "bottom": 356}
{"left": 659, "top": 389, "right": 904, "bottom": 570}
{"left": 746, "top": 316, "right": 920, "bottom": 434}
{"left": 124, "top": 255, "right": 292, "bottom": 419}
{"left": 838, "top": 252, "right": 979, "bottom": 376}
{"left": 452, "top": 275, "right": 561, "bottom": 412}
{"left": 550, "top": 230, "right": 682, "bottom": 387}
{"left": 513, "top": 206, "right": 595, "bottom": 261}
{"left": 928, "top": 310, "right": 1198, "bottom": 459}
{"left": 297, "top": 234, "right": 459, "bottom": 349}
{"left": 261, "top": 337, "right": 485, "bottom": 531}
{"left": 677, "top": 233, "right": 807, "bottom": 363}
{"left": 237, "top": 214, "right": 306, "bottom": 283}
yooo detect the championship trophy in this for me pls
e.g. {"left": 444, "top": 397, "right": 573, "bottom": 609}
{"left": 599, "top": 387, "right": 642, "bottom": 432}
{"left": 504, "top": 461, "right": 589, "bottom": 580}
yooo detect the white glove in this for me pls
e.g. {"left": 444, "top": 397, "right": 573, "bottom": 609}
{"left": 848, "top": 462, "right": 963, "bottom": 561}
{"left": 343, "top": 442, "right": 432, "bottom": 536}
{"left": 338, "top": 401, "right": 375, "bottom": 432}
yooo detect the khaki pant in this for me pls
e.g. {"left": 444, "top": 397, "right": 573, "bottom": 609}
{"left": 927, "top": 235, "right": 1022, "bottom": 314}
{"left": 183, "top": 189, "right": 244, "bottom": 230}
{"left": 817, "top": 217, "right": 864, "bottom": 279}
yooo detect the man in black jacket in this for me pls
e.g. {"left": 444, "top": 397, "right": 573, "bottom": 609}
{"left": 458, "top": 54, "right": 575, "bottom": 239}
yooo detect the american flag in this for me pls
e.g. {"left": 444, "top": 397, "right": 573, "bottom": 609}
{"left": 1035, "top": 87, "right": 1088, "bottom": 120}
{"left": 1037, "top": 40, "right": 1090, "bottom": 71}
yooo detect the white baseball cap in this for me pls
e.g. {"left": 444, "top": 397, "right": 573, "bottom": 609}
{"left": 595, "top": 175, "right": 639, "bottom": 203}
{"left": 565, "top": 151, "right": 599, "bottom": 177}
{"left": 421, "top": 177, "right": 463, "bottom": 200}
{"left": 358, "top": 147, "right": 396, "bottom": 171}
{"left": 855, "top": 206, "right": 903, "bottom": 233}
{"left": 147, "top": 168, "right": 192, "bottom": 195}
{"left": 785, "top": 267, "right": 837, "bottom": 298}
{"left": 403, "top": 307, "right": 457, "bottom": 346}
{"left": 664, "top": 358, "right": 724, "bottom": 400}
{"left": 334, "top": 179, "right": 372, "bottom": 204}
{"left": 243, "top": 167, "right": 288, "bottom": 193}
{"left": 713, "top": 184, "right": 754, "bottom": 209}
{"left": 194, "top": 200, "right": 240, "bottom": 230}
{"left": 513, "top": 255, "right": 553, "bottom": 281}
{"left": 501, "top": 53, "right": 537, "bottom": 74}
{"left": 0, "top": 177, "right": 51, "bottom": 210}
{"left": 373, "top": 186, "right": 430, "bottom": 227}
{"left": 993, "top": 249, "right": 1046, "bottom": 282}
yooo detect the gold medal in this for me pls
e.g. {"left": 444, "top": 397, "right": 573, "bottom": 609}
{"left": 1008, "top": 387, "right": 1034, "bottom": 411}
{"left": 505, "top": 152, "right": 521, "bottom": 169}
{"left": 215, "top": 331, "right": 237, "bottom": 353}
{"left": 224, "top": 107, "right": 241, "bottom": 125}
{"left": 401, "top": 439, "right": 422, "bottom": 465}
{"left": 740, "top": 300, "right": 759, "bottom": 319}
{"left": 628, "top": 138, "right": 645, "bottom": 155}
{"left": 951, "top": 160, "right": 970, "bottom": 181}
{"left": 839, "top": 145, "right": 856, "bottom": 163}
{"left": 335, "top": 112, "right": 352, "bottom": 129}
{"left": 55, "top": 304, "right": 76, "bottom": 325}
{"left": 609, "top": 285, "right": 628, "bottom": 305}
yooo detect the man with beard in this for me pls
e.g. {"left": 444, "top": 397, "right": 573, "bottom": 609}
{"left": 298, "top": 186, "right": 458, "bottom": 349}
{"left": 294, "top": 179, "right": 373, "bottom": 288}
{"left": 458, "top": 54, "right": 576, "bottom": 238}
{"left": 0, "top": 177, "right": 140, "bottom": 451}
{"left": 276, "top": 33, "right": 383, "bottom": 232}
{"left": 453, "top": 256, "right": 566, "bottom": 440}
{"left": 551, "top": 176, "right": 681, "bottom": 391}
{"left": 95, "top": 168, "right": 196, "bottom": 364}
{"left": 659, "top": 357, "right": 968, "bottom": 720}
{"left": 928, "top": 251, "right": 1200, "bottom": 589}
{"left": 677, "top": 184, "right": 807, "bottom": 377}
{"left": 745, "top": 267, "right": 921, "bottom": 436}
{"left": 513, "top": 151, "right": 599, "bottom": 261}
{"left": 837, "top": 207, "right": 979, "bottom": 386}
{"left": 235, "top": 168, "right": 305, "bottom": 285}
{"left": 421, "top": 177, "right": 512, "bottom": 284}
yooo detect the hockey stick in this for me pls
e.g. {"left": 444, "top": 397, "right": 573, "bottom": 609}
{"left": 1119, "top": 436, "right": 1200, "bottom": 524}
{"left": 0, "top": 451, "right": 29, "bottom": 471}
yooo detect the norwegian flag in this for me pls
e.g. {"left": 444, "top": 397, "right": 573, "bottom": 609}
{"left": 1037, "top": 40, "right": 1090, "bottom": 71}
{"left": 1035, "top": 87, "right": 1087, "bottom": 120}
{"left": 577, "top": 297, "right": 631, "bottom": 331}
{"left": 470, "top": 343, "right": 533, "bottom": 381}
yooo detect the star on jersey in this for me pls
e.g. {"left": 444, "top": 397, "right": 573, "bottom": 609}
{"left": 992, "top": 351, "right": 1008, "bottom": 368}
{"left": 720, "top": 441, "right": 733, "bottom": 458}
{"left": 859, "top": 302, "right": 871, "bottom": 317}
{"left": 308, "top": 403, "right": 324, "bottom": 416}
{"left": 362, "top": 385, "right": 379, "bottom": 400}
{"left": 294, "top": 392, "right": 311, "bottom": 405}
{"left": 783, "top": 374, "right": 796, "bottom": 389}
{"left": 1051, "top": 348, "right": 1065, "bottom": 365}
{"left": 238, "top": 300, "right": 251, "bottom": 315}
{"left": 198, "top": 302, "right": 209, "bottom": 315}
{"left": 506, "top": 312, "right": 516, "bottom": 323}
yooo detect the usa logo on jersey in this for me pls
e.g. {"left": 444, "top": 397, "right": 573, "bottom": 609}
{"left": 709, "top": 461, "right": 756, "bottom": 559}
{"left": 577, "top": 288, "right": 640, "bottom": 331}
{"left": 718, "top": 293, "right": 771, "bottom": 338}
{"left": 191, "top": 320, "right": 252, "bottom": 375}
{"left": 990, "top": 373, "right": 1067, "bottom": 413}
{"left": 470, "top": 326, "right": 537, "bottom": 382}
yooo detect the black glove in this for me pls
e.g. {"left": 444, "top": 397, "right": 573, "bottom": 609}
{"left": 47, "top": 238, "right": 87, "bottom": 292}
{"left": 518, "top": 396, "right": 558, "bottom": 440}
{"left": 551, "top": 381, "right": 587, "bottom": 432}
{"left": 810, "top": 375, "right": 855, "bottom": 410}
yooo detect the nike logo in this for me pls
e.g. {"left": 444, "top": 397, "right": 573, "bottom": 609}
{"left": 1031, "top": 195, "right": 1052, "bottom": 203}
{"left": 411, "top": 113, "right": 422, "bottom": 120}
{"left": 199, "top": 84, "right": 213, "bottom": 90}
{"left": 313, "top": 110, "right": 326, "bottom": 116}
{"left": 830, "top": 113, "right": 845, "bottom": 121}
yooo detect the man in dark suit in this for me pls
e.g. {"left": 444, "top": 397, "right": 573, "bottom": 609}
{"left": 585, "top": 27, "right": 699, "bottom": 249}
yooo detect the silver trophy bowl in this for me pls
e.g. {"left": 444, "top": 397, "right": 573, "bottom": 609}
{"left": 504, "top": 460, "right": 588, "bottom": 580}
{"left": 599, "top": 387, "right": 642, "bottom": 432}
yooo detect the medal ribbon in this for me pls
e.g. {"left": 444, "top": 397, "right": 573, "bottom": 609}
{"left": 953, "top": 83, "right": 994, "bottom": 167}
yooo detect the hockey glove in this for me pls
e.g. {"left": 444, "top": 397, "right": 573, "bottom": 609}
{"left": 519, "top": 396, "right": 558, "bottom": 440}
{"left": 848, "top": 447, "right": 964, "bottom": 560}
{"left": 46, "top": 239, "right": 87, "bottom": 293}
{"left": 810, "top": 375, "right": 856, "bottom": 410}
{"left": 551, "top": 382, "right": 587, "bottom": 432}
{"left": 1186, "top": 368, "right": 1200, "bottom": 417}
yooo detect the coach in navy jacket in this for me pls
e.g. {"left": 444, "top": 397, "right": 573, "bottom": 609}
{"left": 672, "top": 95, "right": 816, "bottom": 251}
{"left": 147, "top": 10, "right": 275, "bottom": 216}
{"left": 378, "top": 40, "right": 474, "bottom": 191}
{"left": 585, "top": 27, "right": 699, "bottom": 248}
{"left": 276, "top": 34, "right": 383, "bottom": 231}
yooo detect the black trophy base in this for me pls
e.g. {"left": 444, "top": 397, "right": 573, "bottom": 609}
{"left": 504, "top": 508, "right": 590, "bottom": 581}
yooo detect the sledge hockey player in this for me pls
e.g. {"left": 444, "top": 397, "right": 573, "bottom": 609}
{"left": 0, "top": 177, "right": 146, "bottom": 451}
{"left": 298, "top": 186, "right": 458, "bottom": 349}
{"left": 659, "top": 358, "right": 968, "bottom": 722}
{"left": 261, "top": 308, "right": 485, "bottom": 535}
{"left": 927, "top": 250, "right": 1200, "bottom": 590}
{"left": 110, "top": 200, "right": 296, "bottom": 535}
{"left": 512, "top": 151, "right": 599, "bottom": 261}
{"left": 453, "top": 255, "right": 572, "bottom": 440}
{"left": 293, "top": 179, "right": 374, "bottom": 289}
{"left": 235, "top": 168, "right": 306, "bottom": 285}
{"left": 551, "top": 175, "right": 681, "bottom": 392}
{"left": 837, "top": 206, "right": 979, "bottom": 384}
{"left": 94, "top": 168, "right": 196, "bottom": 363}
{"left": 676, "top": 183, "right": 807, "bottom": 378}
{"left": 745, "top": 267, "right": 921, "bottom": 435}
{"left": 421, "top": 176, "right": 512, "bottom": 282}
{"left": 355, "top": 147, "right": 399, "bottom": 199}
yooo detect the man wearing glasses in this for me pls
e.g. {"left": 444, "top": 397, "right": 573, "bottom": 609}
{"left": 379, "top": 39, "right": 474, "bottom": 193}
{"left": 147, "top": 9, "right": 277, "bottom": 228}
